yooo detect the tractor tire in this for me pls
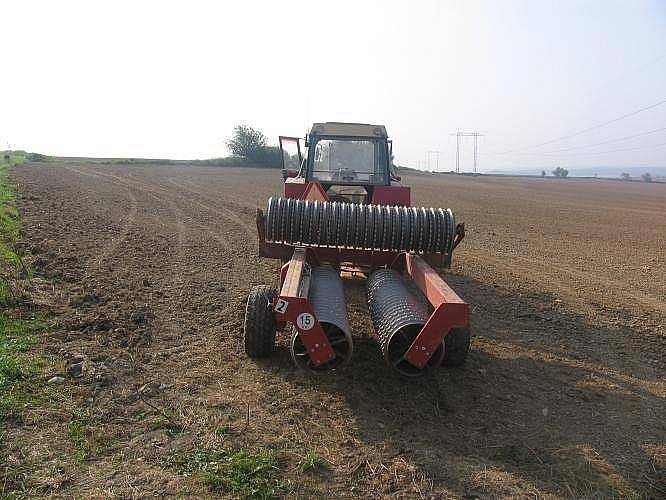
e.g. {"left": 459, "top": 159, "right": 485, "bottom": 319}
{"left": 243, "top": 286, "right": 277, "bottom": 358}
{"left": 442, "top": 325, "right": 471, "bottom": 367}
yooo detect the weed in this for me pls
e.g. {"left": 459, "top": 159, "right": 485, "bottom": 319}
{"left": 66, "top": 406, "right": 114, "bottom": 462}
{"left": 298, "top": 451, "right": 327, "bottom": 472}
{"left": 214, "top": 425, "right": 231, "bottom": 437}
{"left": 163, "top": 447, "right": 287, "bottom": 498}
{"left": 0, "top": 313, "right": 49, "bottom": 421}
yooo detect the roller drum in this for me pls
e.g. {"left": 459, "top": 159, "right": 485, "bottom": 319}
{"left": 367, "top": 269, "right": 444, "bottom": 376}
{"left": 290, "top": 266, "right": 353, "bottom": 368}
{"left": 265, "top": 196, "right": 455, "bottom": 255}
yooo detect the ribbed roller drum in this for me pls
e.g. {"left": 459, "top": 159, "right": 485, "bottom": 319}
{"left": 265, "top": 196, "right": 455, "bottom": 254}
{"left": 366, "top": 269, "right": 444, "bottom": 376}
{"left": 290, "top": 266, "right": 353, "bottom": 369}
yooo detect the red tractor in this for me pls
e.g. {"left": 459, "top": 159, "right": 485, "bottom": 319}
{"left": 245, "top": 122, "right": 469, "bottom": 376}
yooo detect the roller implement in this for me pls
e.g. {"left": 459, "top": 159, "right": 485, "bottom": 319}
{"left": 244, "top": 122, "right": 470, "bottom": 375}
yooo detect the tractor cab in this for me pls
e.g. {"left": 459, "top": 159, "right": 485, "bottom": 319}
{"left": 279, "top": 122, "right": 408, "bottom": 205}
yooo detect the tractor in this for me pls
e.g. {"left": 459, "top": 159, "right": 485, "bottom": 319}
{"left": 244, "top": 122, "right": 469, "bottom": 376}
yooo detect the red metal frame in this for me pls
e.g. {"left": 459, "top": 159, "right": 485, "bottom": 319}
{"left": 273, "top": 247, "right": 469, "bottom": 370}
{"left": 258, "top": 177, "right": 469, "bottom": 371}
{"left": 391, "top": 253, "right": 469, "bottom": 368}
{"left": 371, "top": 185, "right": 410, "bottom": 206}
{"left": 274, "top": 247, "right": 336, "bottom": 366}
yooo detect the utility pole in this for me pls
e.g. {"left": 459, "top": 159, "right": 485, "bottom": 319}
{"left": 451, "top": 131, "right": 485, "bottom": 173}
{"left": 427, "top": 151, "right": 440, "bottom": 172}
{"left": 473, "top": 132, "right": 479, "bottom": 173}
{"left": 455, "top": 130, "right": 460, "bottom": 173}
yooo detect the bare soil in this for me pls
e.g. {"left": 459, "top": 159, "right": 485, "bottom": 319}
{"left": 6, "top": 163, "right": 666, "bottom": 498}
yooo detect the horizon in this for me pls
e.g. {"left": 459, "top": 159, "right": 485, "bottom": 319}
{"left": 1, "top": 1, "right": 665, "bottom": 172}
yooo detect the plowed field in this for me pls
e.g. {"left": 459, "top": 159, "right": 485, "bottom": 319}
{"left": 7, "top": 163, "right": 665, "bottom": 498}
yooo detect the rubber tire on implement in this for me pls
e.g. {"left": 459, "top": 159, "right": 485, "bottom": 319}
{"left": 243, "top": 286, "right": 277, "bottom": 358}
{"left": 441, "top": 325, "right": 471, "bottom": 366}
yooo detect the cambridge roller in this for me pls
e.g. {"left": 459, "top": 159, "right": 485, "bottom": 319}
{"left": 266, "top": 196, "right": 456, "bottom": 255}
{"left": 244, "top": 122, "right": 471, "bottom": 376}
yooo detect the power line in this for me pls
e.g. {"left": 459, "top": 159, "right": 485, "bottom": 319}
{"left": 451, "top": 131, "right": 485, "bottom": 172}
{"left": 540, "top": 140, "right": 666, "bottom": 157}
{"left": 540, "top": 126, "right": 666, "bottom": 153}
{"left": 498, "top": 97, "right": 666, "bottom": 154}
{"left": 488, "top": 126, "right": 666, "bottom": 156}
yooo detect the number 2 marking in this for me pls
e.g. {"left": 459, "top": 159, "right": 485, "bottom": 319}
{"left": 275, "top": 299, "right": 288, "bottom": 314}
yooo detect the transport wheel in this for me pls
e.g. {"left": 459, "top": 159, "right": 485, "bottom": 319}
{"left": 442, "top": 325, "right": 471, "bottom": 367}
{"left": 243, "top": 286, "right": 277, "bottom": 358}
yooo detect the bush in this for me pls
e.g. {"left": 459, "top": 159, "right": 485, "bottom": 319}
{"left": 226, "top": 125, "right": 267, "bottom": 159}
{"left": 225, "top": 125, "right": 281, "bottom": 168}
{"left": 27, "top": 153, "right": 47, "bottom": 162}
{"left": 552, "top": 166, "right": 569, "bottom": 178}
{"left": 641, "top": 172, "right": 652, "bottom": 183}
{"left": 248, "top": 146, "right": 281, "bottom": 168}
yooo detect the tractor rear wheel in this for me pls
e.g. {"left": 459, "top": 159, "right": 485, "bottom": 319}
{"left": 243, "top": 286, "right": 277, "bottom": 358}
{"left": 442, "top": 325, "right": 471, "bottom": 367}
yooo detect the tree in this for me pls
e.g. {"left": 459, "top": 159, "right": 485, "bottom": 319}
{"left": 541, "top": 170, "right": 546, "bottom": 177}
{"left": 621, "top": 172, "right": 631, "bottom": 181}
{"left": 552, "top": 166, "right": 568, "bottom": 178}
{"left": 642, "top": 172, "right": 652, "bottom": 183}
{"left": 226, "top": 125, "right": 268, "bottom": 160}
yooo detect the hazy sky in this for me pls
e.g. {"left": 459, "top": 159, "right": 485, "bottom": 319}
{"left": 1, "top": 0, "right": 665, "bottom": 171}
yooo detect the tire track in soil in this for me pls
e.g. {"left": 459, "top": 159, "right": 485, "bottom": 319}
{"left": 464, "top": 251, "right": 666, "bottom": 319}
{"left": 70, "top": 165, "right": 256, "bottom": 257}
{"left": 66, "top": 165, "right": 254, "bottom": 332}
{"left": 163, "top": 176, "right": 257, "bottom": 240}
{"left": 62, "top": 165, "right": 140, "bottom": 278}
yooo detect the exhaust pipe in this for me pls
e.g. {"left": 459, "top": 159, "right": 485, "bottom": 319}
{"left": 367, "top": 269, "right": 444, "bottom": 376}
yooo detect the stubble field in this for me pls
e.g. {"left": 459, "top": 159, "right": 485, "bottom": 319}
{"left": 5, "top": 162, "right": 665, "bottom": 498}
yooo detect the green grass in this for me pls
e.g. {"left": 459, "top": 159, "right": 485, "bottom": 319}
{"left": 66, "top": 406, "right": 115, "bottom": 462}
{"left": 0, "top": 314, "right": 49, "bottom": 417}
{"left": 298, "top": 451, "right": 327, "bottom": 472}
{"left": 163, "top": 447, "right": 288, "bottom": 499}
{"left": 0, "top": 151, "right": 51, "bottom": 421}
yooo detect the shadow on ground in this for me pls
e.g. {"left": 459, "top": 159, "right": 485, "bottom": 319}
{"left": 259, "top": 272, "right": 665, "bottom": 498}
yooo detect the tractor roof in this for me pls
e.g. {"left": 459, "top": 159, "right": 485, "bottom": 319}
{"left": 310, "top": 122, "right": 388, "bottom": 138}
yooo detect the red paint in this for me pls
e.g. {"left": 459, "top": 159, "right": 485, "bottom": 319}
{"left": 284, "top": 178, "right": 307, "bottom": 199}
{"left": 371, "top": 186, "right": 410, "bottom": 206}
{"left": 400, "top": 254, "right": 469, "bottom": 368}
{"left": 274, "top": 248, "right": 337, "bottom": 367}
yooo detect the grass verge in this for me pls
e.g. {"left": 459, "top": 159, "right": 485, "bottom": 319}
{"left": 0, "top": 150, "right": 43, "bottom": 421}
{"left": 0, "top": 152, "right": 66, "bottom": 497}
